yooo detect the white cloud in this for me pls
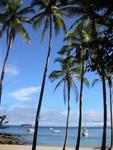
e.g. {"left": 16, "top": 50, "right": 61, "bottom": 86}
{"left": 6, "top": 65, "right": 19, "bottom": 77}
{"left": 0, "top": 104, "right": 36, "bottom": 125}
{"left": 9, "top": 86, "right": 41, "bottom": 100}
{"left": 0, "top": 104, "right": 110, "bottom": 126}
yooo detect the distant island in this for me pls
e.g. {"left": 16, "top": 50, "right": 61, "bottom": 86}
{"left": 21, "top": 124, "right": 33, "bottom": 128}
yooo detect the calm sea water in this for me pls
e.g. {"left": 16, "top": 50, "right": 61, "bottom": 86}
{"left": 0, "top": 126, "right": 111, "bottom": 147}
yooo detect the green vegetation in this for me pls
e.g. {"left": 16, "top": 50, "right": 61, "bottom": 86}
{"left": 0, "top": 1, "right": 112, "bottom": 150}
{"left": 0, "top": 115, "right": 8, "bottom": 127}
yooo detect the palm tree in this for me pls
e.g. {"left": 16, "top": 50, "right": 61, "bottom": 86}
{"left": 60, "top": 19, "right": 90, "bottom": 150}
{"left": 0, "top": 0, "right": 34, "bottom": 103}
{"left": 31, "top": 1, "right": 66, "bottom": 150}
{"left": 62, "top": 1, "right": 111, "bottom": 149}
{"left": 91, "top": 31, "right": 107, "bottom": 150}
{"left": 49, "top": 56, "right": 78, "bottom": 150}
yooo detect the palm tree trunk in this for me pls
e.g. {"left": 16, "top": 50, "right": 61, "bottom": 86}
{"left": 75, "top": 59, "right": 84, "bottom": 150}
{"left": 0, "top": 36, "right": 13, "bottom": 103}
{"left": 109, "top": 79, "right": 113, "bottom": 149}
{"left": 63, "top": 81, "right": 70, "bottom": 150}
{"left": 101, "top": 68, "right": 107, "bottom": 150}
{"left": 32, "top": 16, "right": 52, "bottom": 150}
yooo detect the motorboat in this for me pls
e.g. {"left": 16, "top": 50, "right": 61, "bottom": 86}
{"left": 52, "top": 129, "right": 60, "bottom": 133}
{"left": 27, "top": 127, "right": 34, "bottom": 134}
{"left": 82, "top": 128, "right": 88, "bottom": 137}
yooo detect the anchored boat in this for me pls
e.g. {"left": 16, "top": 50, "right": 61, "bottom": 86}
{"left": 82, "top": 128, "right": 88, "bottom": 137}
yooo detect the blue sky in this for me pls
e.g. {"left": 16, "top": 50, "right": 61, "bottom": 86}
{"left": 0, "top": 1, "right": 111, "bottom": 126}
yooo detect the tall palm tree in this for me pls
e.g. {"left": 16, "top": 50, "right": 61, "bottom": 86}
{"left": 61, "top": 19, "right": 90, "bottom": 150}
{"left": 0, "top": 0, "right": 34, "bottom": 103}
{"left": 49, "top": 56, "right": 78, "bottom": 150}
{"left": 91, "top": 28, "right": 107, "bottom": 150}
{"left": 31, "top": 1, "right": 66, "bottom": 150}
{"left": 62, "top": 1, "right": 111, "bottom": 149}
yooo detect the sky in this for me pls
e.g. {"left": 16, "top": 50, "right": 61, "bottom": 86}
{"left": 0, "top": 1, "right": 112, "bottom": 127}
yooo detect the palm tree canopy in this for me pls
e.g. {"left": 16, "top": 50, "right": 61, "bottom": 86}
{"left": 31, "top": 0, "right": 66, "bottom": 40}
{"left": 49, "top": 56, "right": 78, "bottom": 104}
{"left": 0, "top": 0, "right": 34, "bottom": 43}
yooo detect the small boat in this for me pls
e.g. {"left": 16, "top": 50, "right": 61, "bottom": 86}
{"left": 27, "top": 127, "right": 34, "bottom": 134}
{"left": 49, "top": 127, "right": 53, "bottom": 130}
{"left": 52, "top": 129, "right": 60, "bottom": 133}
{"left": 82, "top": 128, "right": 88, "bottom": 137}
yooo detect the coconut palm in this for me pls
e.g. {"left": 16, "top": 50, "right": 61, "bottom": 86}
{"left": 0, "top": 0, "right": 34, "bottom": 103}
{"left": 61, "top": 1, "right": 111, "bottom": 149}
{"left": 49, "top": 56, "right": 78, "bottom": 150}
{"left": 90, "top": 33, "right": 107, "bottom": 150}
{"left": 31, "top": 1, "right": 66, "bottom": 150}
{"left": 74, "top": 21, "right": 91, "bottom": 150}
{"left": 60, "top": 19, "right": 91, "bottom": 150}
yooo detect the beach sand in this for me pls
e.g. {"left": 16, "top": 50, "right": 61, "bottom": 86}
{"left": 0, "top": 145, "right": 112, "bottom": 150}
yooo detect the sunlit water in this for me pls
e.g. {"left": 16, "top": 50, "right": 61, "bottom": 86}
{"left": 0, "top": 126, "right": 111, "bottom": 147}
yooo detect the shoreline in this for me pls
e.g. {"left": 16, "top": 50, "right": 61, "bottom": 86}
{"left": 0, "top": 145, "right": 110, "bottom": 150}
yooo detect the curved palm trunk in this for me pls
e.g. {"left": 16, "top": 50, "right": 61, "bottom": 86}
{"left": 101, "top": 68, "right": 107, "bottom": 150}
{"left": 63, "top": 81, "right": 70, "bottom": 150}
{"left": 109, "top": 79, "right": 113, "bottom": 149}
{"left": 75, "top": 60, "right": 84, "bottom": 150}
{"left": 0, "top": 36, "right": 13, "bottom": 103}
{"left": 32, "top": 16, "right": 52, "bottom": 150}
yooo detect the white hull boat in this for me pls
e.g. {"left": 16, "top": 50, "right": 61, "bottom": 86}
{"left": 82, "top": 128, "right": 88, "bottom": 137}
{"left": 52, "top": 129, "right": 60, "bottom": 133}
{"left": 27, "top": 127, "right": 34, "bottom": 134}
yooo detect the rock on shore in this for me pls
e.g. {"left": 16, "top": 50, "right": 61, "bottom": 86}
{"left": 0, "top": 133, "right": 25, "bottom": 144}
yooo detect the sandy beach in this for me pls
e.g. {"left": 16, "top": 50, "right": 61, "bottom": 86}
{"left": 0, "top": 145, "right": 112, "bottom": 150}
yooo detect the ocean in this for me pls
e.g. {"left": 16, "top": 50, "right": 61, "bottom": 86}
{"left": 0, "top": 126, "right": 111, "bottom": 147}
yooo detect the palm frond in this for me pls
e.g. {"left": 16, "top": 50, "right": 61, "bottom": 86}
{"left": 41, "top": 17, "right": 49, "bottom": 41}
{"left": 54, "top": 13, "right": 66, "bottom": 32}
{"left": 68, "top": 15, "right": 87, "bottom": 33}
{"left": 0, "top": 23, "right": 8, "bottom": 37}
{"left": 53, "top": 15, "right": 60, "bottom": 36}
{"left": 49, "top": 70, "right": 64, "bottom": 82}
{"left": 0, "top": 14, "right": 7, "bottom": 22}
{"left": 92, "top": 79, "right": 100, "bottom": 87}
{"left": 33, "top": 12, "right": 45, "bottom": 30}
{"left": 18, "top": 6, "right": 35, "bottom": 15}
{"left": 72, "top": 79, "right": 78, "bottom": 102}
{"left": 63, "top": 80, "right": 67, "bottom": 105}
{"left": 54, "top": 77, "right": 65, "bottom": 93}
{"left": 54, "top": 57, "right": 64, "bottom": 63}
{"left": 52, "top": 6, "right": 64, "bottom": 16}
{"left": 83, "top": 77, "right": 90, "bottom": 88}
{"left": 65, "top": 6, "right": 83, "bottom": 17}
{"left": 18, "top": 23, "right": 30, "bottom": 43}
{"left": 16, "top": 0, "right": 23, "bottom": 8}
{"left": 19, "top": 17, "right": 32, "bottom": 24}
{"left": 71, "top": 67, "right": 79, "bottom": 74}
